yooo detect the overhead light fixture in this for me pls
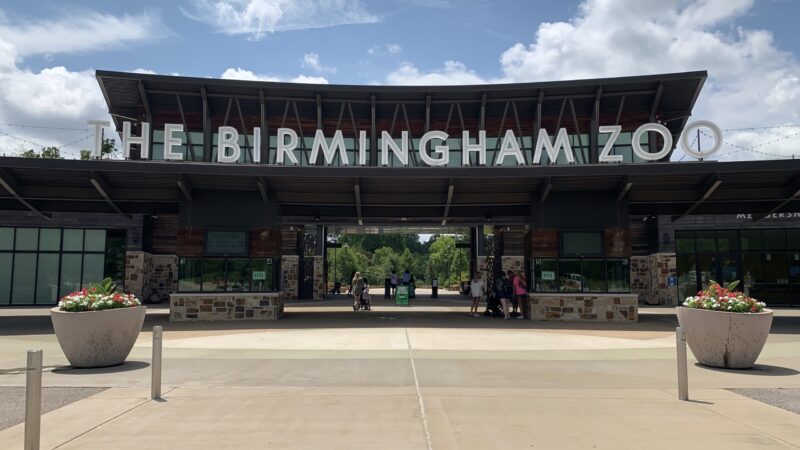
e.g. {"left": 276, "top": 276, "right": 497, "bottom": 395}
{"left": 485, "top": 212, "right": 492, "bottom": 221}
{"left": 400, "top": 217, "right": 408, "bottom": 221}
{"left": 314, "top": 212, "right": 320, "bottom": 221}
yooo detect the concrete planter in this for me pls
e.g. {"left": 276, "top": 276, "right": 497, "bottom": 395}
{"left": 50, "top": 306, "right": 146, "bottom": 368}
{"left": 676, "top": 306, "right": 773, "bottom": 369}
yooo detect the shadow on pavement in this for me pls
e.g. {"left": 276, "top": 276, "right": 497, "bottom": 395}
{"left": 694, "top": 363, "right": 800, "bottom": 376}
{"left": 51, "top": 360, "right": 150, "bottom": 375}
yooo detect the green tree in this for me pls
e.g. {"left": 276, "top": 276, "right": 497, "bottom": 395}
{"left": 80, "top": 138, "right": 117, "bottom": 160}
{"left": 20, "top": 146, "right": 63, "bottom": 159}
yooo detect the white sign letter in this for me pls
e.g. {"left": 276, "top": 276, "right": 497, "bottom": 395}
{"left": 496, "top": 129, "right": 525, "bottom": 166}
{"left": 277, "top": 128, "right": 299, "bottom": 165}
{"left": 358, "top": 130, "right": 367, "bottom": 166}
{"left": 533, "top": 128, "right": 575, "bottom": 164}
{"left": 163, "top": 123, "right": 184, "bottom": 160}
{"left": 381, "top": 131, "right": 409, "bottom": 166}
{"left": 681, "top": 120, "right": 722, "bottom": 159}
{"left": 310, "top": 130, "right": 349, "bottom": 165}
{"left": 598, "top": 125, "right": 623, "bottom": 163}
{"left": 419, "top": 131, "right": 449, "bottom": 166}
{"left": 121, "top": 121, "right": 150, "bottom": 159}
{"left": 462, "top": 130, "right": 486, "bottom": 166}
{"left": 217, "top": 126, "right": 241, "bottom": 163}
{"left": 253, "top": 127, "right": 261, "bottom": 163}
{"left": 87, "top": 120, "right": 110, "bottom": 158}
{"left": 632, "top": 123, "right": 672, "bottom": 161}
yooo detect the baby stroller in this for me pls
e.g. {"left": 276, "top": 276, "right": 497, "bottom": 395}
{"left": 360, "top": 283, "right": 372, "bottom": 310}
{"left": 329, "top": 282, "right": 341, "bottom": 295}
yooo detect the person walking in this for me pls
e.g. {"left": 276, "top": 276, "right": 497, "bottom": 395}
{"left": 352, "top": 272, "right": 365, "bottom": 311}
{"left": 513, "top": 271, "right": 528, "bottom": 319}
{"left": 495, "top": 272, "right": 512, "bottom": 320}
{"left": 390, "top": 270, "right": 398, "bottom": 296}
{"left": 469, "top": 272, "right": 485, "bottom": 317}
{"left": 348, "top": 271, "right": 356, "bottom": 295}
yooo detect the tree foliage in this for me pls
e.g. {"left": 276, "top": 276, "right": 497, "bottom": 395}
{"left": 80, "top": 138, "right": 117, "bottom": 160}
{"left": 20, "top": 146, "right": 63, "bottom": 159}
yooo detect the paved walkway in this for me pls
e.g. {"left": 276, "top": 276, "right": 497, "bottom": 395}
{"left": 1, "top": 294, "right": 799, "bottom": 448}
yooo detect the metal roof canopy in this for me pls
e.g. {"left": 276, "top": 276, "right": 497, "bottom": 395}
{"left": 1, "top": 157, "right": 800, "bottom": 225}
{"left": 96, "top": 70, "right": 707, "bottom": 164}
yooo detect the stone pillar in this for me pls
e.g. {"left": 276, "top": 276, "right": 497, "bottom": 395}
{"left": 313, "top": 256, "right": 325, "bottom": 300}
{"left": 630, "top": 253, "right": 677, "bottom": 305}
{"left": 125, "top": 251, "right": 178, "bottom": 302}
{"left": 281, "top": 255, "right": 299, "bottom": 300}
{"left": 124, "top": 251, "right": 146, "bottom": 299}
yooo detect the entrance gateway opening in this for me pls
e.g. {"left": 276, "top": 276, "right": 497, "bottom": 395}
{"left": 3, "top": 69, "right": 800, "bottom": 319}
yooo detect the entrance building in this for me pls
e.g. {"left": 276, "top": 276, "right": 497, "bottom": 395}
{"left": 1, "top": 69, "right": 800, "bottom": 320}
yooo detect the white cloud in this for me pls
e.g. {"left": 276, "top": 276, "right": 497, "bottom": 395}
{"left": 221, "top": 67, "right": 328, "bottom": 84}
{"left": 183, "top": 0, "right": 379, "bottom": 41}
{"left": 302, "top": 53, "right": 336, "bottom": 73}
{"left": 386, "top": 61, "right": 485, "bottom": 85}
{"left": 367, "top": 43, "right": 402, "bottom": 56}
{"left": 0, "top": 9, "right": 165, "bottom": 57}
{"left": 383, "top": 0, "right": 800, "bottom": 160}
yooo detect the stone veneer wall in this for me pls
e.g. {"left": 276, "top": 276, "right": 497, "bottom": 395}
{"left": 170, "top": 293, "right": 283, "bottom": 321}
{"left": 313, "top": 256, "right": 325, "bottom": 300}
{"left": 528, "top": 294, "right": 639, "bottom": 322}
{"left": 630, "top": 253, "right": 677, "bottom": 306}
{"left": 281, "top": 255, "right": 299, "bottom": 301}
{"left": 125, "top": 251, "right": 178, "bottom": 301}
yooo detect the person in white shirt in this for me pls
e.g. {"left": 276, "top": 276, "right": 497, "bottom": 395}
{"left": 469, "top": 272, "right": 485, "bottom": 317}
{"left": 390, "top": 270, "right": 398, "bottom": 295}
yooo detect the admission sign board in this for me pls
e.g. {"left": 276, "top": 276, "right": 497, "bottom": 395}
{"left": 396, "top": 285, "right": 409, "bottom": 306}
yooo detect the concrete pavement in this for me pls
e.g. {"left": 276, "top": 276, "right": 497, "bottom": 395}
{"left": 1, "top": 293, "right": 799, "bottom": 448}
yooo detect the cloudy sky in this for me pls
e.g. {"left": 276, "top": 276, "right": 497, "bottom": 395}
{"left": 0, "top": 0, "right": 798, "bottom": 160}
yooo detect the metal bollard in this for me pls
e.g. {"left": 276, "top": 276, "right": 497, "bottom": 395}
{"left": 25, "top": 349, "right": 42, "bottom": 450}
{"left": 676, "top": 327, "right": 689, "bottom": 401}
{"left": 151, "top": 326, "right": 163, "bottom": 400}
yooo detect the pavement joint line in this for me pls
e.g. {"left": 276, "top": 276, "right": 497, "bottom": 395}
{"left": 405, "top": 327, "right": 433, "bottom": 450}
{"left": 51, "top": 387, "right": 177, "bottom": 449}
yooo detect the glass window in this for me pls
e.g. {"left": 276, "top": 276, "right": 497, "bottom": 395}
{"left": 742, "top": 253, "right": 764, "bottom": 286}
{"left": 201, "top": 259, "right": 226, "bottom": 292}
{"left": 561, "top": 232, "right": 603, "bottom": 257}
{"left": 226, "top": 258, "right": 251, "bottom": 291}
{"left": 0, "top": 227, "right": 14, "bottom": 250}
{"left": 205, "top": 231, "right": 248, "bottom": 256}
{"left": 788, "top": 230, "right": 800, "bottom": 250}
{"left": 84, "top": 230, "right": 106, "bottom": 252}
{"left": 790, "top": 253, "right": 800, "bottom": 284}
{"left": 533, "top": 259, "right": 558, "bottom": 292}
{"left": 695, "top": 231, "right": 716, "bottom": 252}
{"left": 716, "top": 230, "right": 738, "bottom": 252}
{"left": 607, "top": 259, "right": 630, "bottom": 292}
{"left": 558, "top": 259, "right": 583, "bottom": 292}
{"left": 677, "top": 253, "right": 697, "bottom": 300}
{"left": 675, "top": 231, "right": 694, "bottom": 253}
{"left": 35, "top": 253, "right": 60, "bottom": 304}
{"left": 59, "top": 254, "right": 83, "bottom": 298}
{"left": 11, "top": 253, "right": 36, "bottom": 305}
{"left": 763, "top": 253, "right": 789, "bottom": 284}
{"left": 0, "top": 253, "right": 12, "bottom": 305}
{"left": 15, "top": 228, "right": 38, "bottom": 251}
{"left": 740, "top": 230, "right": 762, "bottom": 251}
{"left": 582, "top": 260, "right": 606, "bottom": 292}
{"left": 62, "top": 229, "right": 84, "bottom": 251}
{"left": 178, "top": 258, "right": 202, "bottom": 292}
{"left": 763, "top": 230, "right": 786, "bottom": 250}
{"left": 104, "top": 231, "right": 126, "bottom": 288}
{"left": 39, "top": 229, "right": 61, "bottom": 251}
{"left": 81, "top": 254, "right": 105, "bottom": 288}
{"left": 251, "top": 258, "right": 275, "bottom": 291}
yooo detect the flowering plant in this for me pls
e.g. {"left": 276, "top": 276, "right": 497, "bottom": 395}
{"left": 58, "top": 278, "right": 141, "bottom": 312}
{"left": 682, "top": 280, "right": 766, "bottom": 313}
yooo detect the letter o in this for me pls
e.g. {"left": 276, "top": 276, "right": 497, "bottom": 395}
{"left": 631, "top": 123, "right": 673, "bottom": 161}
{"left": 681, "top": 120, "right": 722, "bottom": 159}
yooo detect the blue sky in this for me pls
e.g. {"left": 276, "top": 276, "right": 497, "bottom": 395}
{"left": 0, "top": 0, "right": 798, "bottom": 159}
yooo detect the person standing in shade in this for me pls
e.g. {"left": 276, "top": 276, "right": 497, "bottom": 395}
{"left": 513, "top": 271, "right": 528, "bottom": 319}
{"left": 469, "top": 272, "right": 485, "bottom": 318}
{"left": 352, "top": 272, "right": 365, "bottom": 311}
{"left": 402, "top": 269, "right": 411, "bottom": 286}
{"left": 409, "top": 275, "right": 416, "bottom": 298}
{"left": 496, "top": 272, "right": 512, "bottom": 320}
{"left": 390, "top": 270, "right": 398, "bottom": 296}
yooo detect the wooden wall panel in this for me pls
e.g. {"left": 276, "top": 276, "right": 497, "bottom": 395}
{"left": 281, "top": 225, "right": 299, "bottom": 254}
{"left": 531, "top": 229, "right": 559, "bottom": 257}
{"left": 501, "top": 226, "right": 526, "bottom": 256}
{"left": 605, "top": 228, "right": 632, "bottom": 258}
{"left": 176, "top": 228, "right": 204, "bottom": 257}
{"left": 151, "top": 215, "right": 178, "bottom": 255}
{"left": 251, "top": 229, "right": 282, "bottom": 256}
